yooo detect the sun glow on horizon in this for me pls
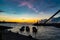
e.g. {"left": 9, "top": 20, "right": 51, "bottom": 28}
{"left": 0, "top": 17, "right": 41, "bottom": 23}
{"left": 0, "top": 12, "right": 50, "bottom": 23}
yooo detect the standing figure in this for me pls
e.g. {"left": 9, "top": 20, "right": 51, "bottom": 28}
{"left": 20, "top": 26, "right": 25, "bottom": 33}
{"left": 32, "top": 27, "right": 38, "bottom": 38}
{"left": 26, "top": 26, "right": 30, "bottom": 33}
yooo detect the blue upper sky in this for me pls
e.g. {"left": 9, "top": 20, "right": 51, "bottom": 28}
{"left": 0, "top": 0, "right": 60, "bottom": 20}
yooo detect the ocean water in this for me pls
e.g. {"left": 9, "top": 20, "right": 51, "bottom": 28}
{"left": 0, "top": 23, "right": 60, "bottom": 40}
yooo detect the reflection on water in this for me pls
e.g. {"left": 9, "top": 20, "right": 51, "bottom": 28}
{"left": 0, "top": 23, "right": 60, "bottom": 40}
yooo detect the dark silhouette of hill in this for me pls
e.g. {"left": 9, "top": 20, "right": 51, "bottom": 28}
{"left": 0, "top": 21, "right": 17, "bottom": 23}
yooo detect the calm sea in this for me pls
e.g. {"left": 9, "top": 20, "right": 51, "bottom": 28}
{"left": 0, "top": 23, "right": 60, "bottom": 40}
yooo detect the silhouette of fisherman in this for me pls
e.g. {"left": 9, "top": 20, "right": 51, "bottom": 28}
{"left": 32, "top": 27, "right": 38, "bottom": 38}
{"left": 20, "top": 26, "right": 25, "bottom": 33}
{"left": 26, "top": 26, "right": 30, "bottom": 32}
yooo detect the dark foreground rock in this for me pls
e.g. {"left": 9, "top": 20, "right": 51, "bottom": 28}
{"left": 2, "top": 30, "right": 38, "bottom": 40}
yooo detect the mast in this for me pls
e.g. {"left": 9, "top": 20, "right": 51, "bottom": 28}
{"left": 44, "top": 10, "right": 60, "bottom": 23}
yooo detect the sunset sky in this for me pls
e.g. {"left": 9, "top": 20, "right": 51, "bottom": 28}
{"left": 0, "top": 0, "right": 60, "bottom": 23}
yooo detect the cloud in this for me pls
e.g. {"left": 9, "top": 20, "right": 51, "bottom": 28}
{"left": 19, "top": 2, "right": 33, "bottom": 8}
{"left": 0, "top": 10, "right": 4, "bottom": 12}
{"left": 18, "top": 1, "right": 38, "bottom": 13}
{"left": 8, "top": 0, "right": 46, "bottom": 12}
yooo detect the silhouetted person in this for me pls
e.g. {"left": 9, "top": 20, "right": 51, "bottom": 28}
{"left": 26, "top": 26, "right": 30, "bottom": 32}
{"left": 20, "top": 26, "right": 25, "bottom": 33}
{"left": 32, "top": 27, "right": 38, "bottom": 38}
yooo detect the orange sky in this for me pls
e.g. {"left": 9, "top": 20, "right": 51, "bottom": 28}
{"left": 0, "top": 14, "right": 41, "bottom": 23}
{"left": 7, "top": 19, "right": 38, "bottom": 23}
{"left": 0, "top": 17, "right": 40, "bottom": 23}
{"left": 0, "top": 13, "right": 49, "bottom": 23}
